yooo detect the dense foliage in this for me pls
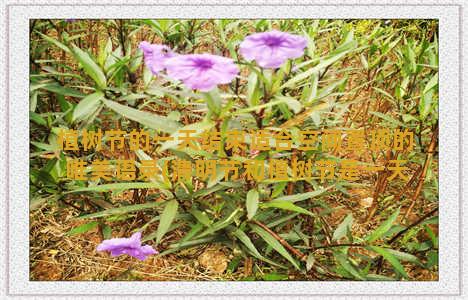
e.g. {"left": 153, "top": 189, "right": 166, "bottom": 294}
{"left": 30, "top": 19, "right": 438, "bottom": 280}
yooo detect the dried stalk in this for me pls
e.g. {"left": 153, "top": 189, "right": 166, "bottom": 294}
{"left": 252, "top": 220, "right": 306, "bottom": 261}
{"left": 366, "top": 149, "right": 400, "bottom": 222}
{"left": 403, "top": 126, "right": 438, "bottom": 222}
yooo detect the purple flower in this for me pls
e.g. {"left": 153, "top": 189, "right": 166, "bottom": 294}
{"left": 139, "top": 41, "right": 175, "bottom": 74}
{"left": 239, "top": 30, "right": 308, "bottom": 69}
{"left": 164, "top": 53, "right": 239, "bottom": 92}
{"left": 96, "top": 232, "right": 158, "bottom": 261}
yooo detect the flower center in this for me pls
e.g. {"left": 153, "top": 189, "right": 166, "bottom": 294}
{"left": 264, "top": 36, "right": 284, "bottom": 47}
{"left": 194, "top": 58, "right": 214, "bottom": 69}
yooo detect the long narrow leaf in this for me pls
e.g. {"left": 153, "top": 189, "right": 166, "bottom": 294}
{"left": 155, "top": 199, "right": 179, "bottom": 244}
{"left": 249, "top": 223, "right": 301, "bottom": 270}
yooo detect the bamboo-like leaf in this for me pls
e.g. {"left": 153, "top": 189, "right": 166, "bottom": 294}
{"left": 246, "top": 189, "right": 259, "bottom": 220}
{"left": 369, "top": 111, "right": 405, "bottom": 127}
{"left": 155, "top": 199, "right": 179, "bottom": 244}
{"left": 281, "top": 42, "right": 356, "bottom": 89}
{"left": 38, "top": 82, "right": 85, "bottom": 98}
{"left": 367, "top": 246, "right": 409, "bottom": 279}
{"left": 37, "top": 31, "right": 71, "bottom": 53}
{"left": 66, "top": 221, "right": 99, "bottom": 236}
{"left": 103, "top": 99, "right": 180, "bottom": 133}
{"left": 198, "top": 209, "right": 240, "bottom": 237}
{"left": 261, "top": 201, "right": 313, "bottom": 216}
{"left": 202, "top": 89, "right": 222, "bottom": 115}
{"left": 332, "top": 214, "right": 354, "bottom": 241}
{"left": 334, "top": 251, "right": 365, "bottom": 280}
{"left": 423, "top": 72, "right": 438, "bottom": 94}
{"left": 66, "top": 182, "right": 165, "bottom": 193}
{"left": 72, "top": 91, "right": 104, "bottom": 122}
{"left": 273, "top": 186, "right": 332, "bottom": 203}
{"left": 232, "top": 97, "right": 300, "bottom": 115}
{"left": 306, "top": 254, "right": 315, "bottom": 271}
{"left": 419, "top": 89, "right": 434, "bottom": 121}
{"left": 232, "top": 228, "right": 263, "bottom": 259}
{"left": 273, "top": 96, "right": 302, "bottom": 114}
{"left": 77, "top": 202, "right": 163, "bottom": 219}
{"left": 249, "top": 223, "right": 301, "bottom": 270}
{"left": 384, "top": 248, "right": 422, "bottom": 266}
{"left": 364, "top": 208, "right": 400, "bottom": 242}
{"left": 71, "top": 44, "right": 107, "bottom": 89}
{"left": 189, "top": 208, "right": 212, "bottom": 226}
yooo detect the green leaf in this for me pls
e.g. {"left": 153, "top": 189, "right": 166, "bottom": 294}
{"left": 306, "top": 254, "right": 315, "bottom": 271}
{"left": 423, "top": 72, "right": 438, "bottom": 94}
{"left": 38, "top": 82, "right": 85, "bottom": 98}
{"left": 103, "top": 99, "right": 180, "bottom": 133}
{"left": 261, "top": 201, "right": 313, "bottom": 216}
{"left": 273, "top": 186, "right": 332, "bottom": 203}
{"left": 384, "top": 248, "right": 422, "bottom": 266}
{"left": 37, "top": 31, "right": 71, "bottom": 53}
{"left": 367, "top": 246, "right": 409, "bottom": 279}
{"left": 369, "top": 111, "right": 405, "bottom": 128}
{"left": 71, "top": 44, "right": 107, "bottom": 89}
{"left": 198, "top": 209, "right": 241, "bottom": 237}
{"left": 424, "top": 224, "right": 438, "bottom": 248}
{"left": 31, "top": 141, "right": 57, "bottom": 151}
{"left": 98, "top": 37, "right": 113, "bottom": 67}
{"left": 281, "top": 41, "right": 356, "bottom": 89}
{"left": 66, "top": 221, "right": 99, "bottom": 236}
{"left": 246, "top": 189, "right": 259, "bottom": 220}
{"left": 425, "top": 250, "right": 438, "bottom": 268}
{"left": 366, "top": 274, "right": 397, "bottom": 281}
{"left": 249, "top": 223, "right": 301, "bottom": 270}
{"left": 189, "top": 208, "right": 212, "bottom": 226}
{"left": 271, "top": 182, "right": 287, "bottom": 198}
{"left": 66, "top": 182, "right": 165, "bottom": 193}
{"left": 202, "top": 89, "right": 222, "bottom": 115}
{"left": 30, "top": 112, "right": 47, "bottom": 126}
{"left": 72, "top": 91, "right": 104, "bottom": 123}
{"left": 419, "top": 89, "right": 434, "bottom": 121}
{"left": 332, "top": 214, "right": 353, "bottom": 241}
{"left": 77, "top": 202, "right": 163, "bottom": 219}
{"left": 155, "top": 199, "right": 179, "bottom": 244}
{"left": 334, "top": 251, "right": 365, "bottom": 280}
{"left": 262, "top": 273, "right": 289, "bottom": 281}
{"left": 246, "top": 72, "right": 260, "bottom": 106}
{"left": 231, "top": 228, "right": 286, "bottom": 269}
{"left": 102, "top": 224, "right": 112, "bottom": 239}
{"left": 232, "top": 228, "right": 263, "bottom": 258}
{"left": 232, "top": 97, "right": 301, "bottom": 116}
{"left": 273, "top": 96, "right": 302, "bottom": 114}
{"left": 365, "top": 208, "right": 400, "bottom": 243}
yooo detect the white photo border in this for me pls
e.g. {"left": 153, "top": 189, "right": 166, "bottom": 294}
{"left": 6, "top": 3, "right": 461, "bottom": 296}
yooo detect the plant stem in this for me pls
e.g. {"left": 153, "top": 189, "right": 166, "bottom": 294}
{"left": 403, "top": 125, "right": 438, "bottom": 222}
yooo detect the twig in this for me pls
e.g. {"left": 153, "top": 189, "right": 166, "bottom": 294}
{"left": 252, "top": 220, "right": 306, "bottom": 261}
{"left": 403, "top": 125, "right": 438, "bottom": 222}
{"left": 366, "top": 149, "right": 400, "bottom": 222}
{"left": 376, "top": 206, "right": 438, "bottom": 273}
{"left": 251, "top": 220, "right": 343, "bottom": 280}
{"left": 390, "top": 206, "right": 438, "bottom": 244}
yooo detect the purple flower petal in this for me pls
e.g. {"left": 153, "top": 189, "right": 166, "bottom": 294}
{"left": 240, "top": 30, "right": 307, "bottom": 69}
{"left": 164, "top": 53, "right": 239, "bottom": 92}
{"left": 97, "top": 232, "right": 158, "bottom": 261}
{"left": 139, "top": 41, "right": 175, "bottom": 74}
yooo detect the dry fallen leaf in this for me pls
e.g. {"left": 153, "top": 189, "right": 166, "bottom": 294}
{"left": 359, "top": 197, "right": 374, "bottom": 208}
{"left": 198, "top": 248, "right": 228, "bottom": 274}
